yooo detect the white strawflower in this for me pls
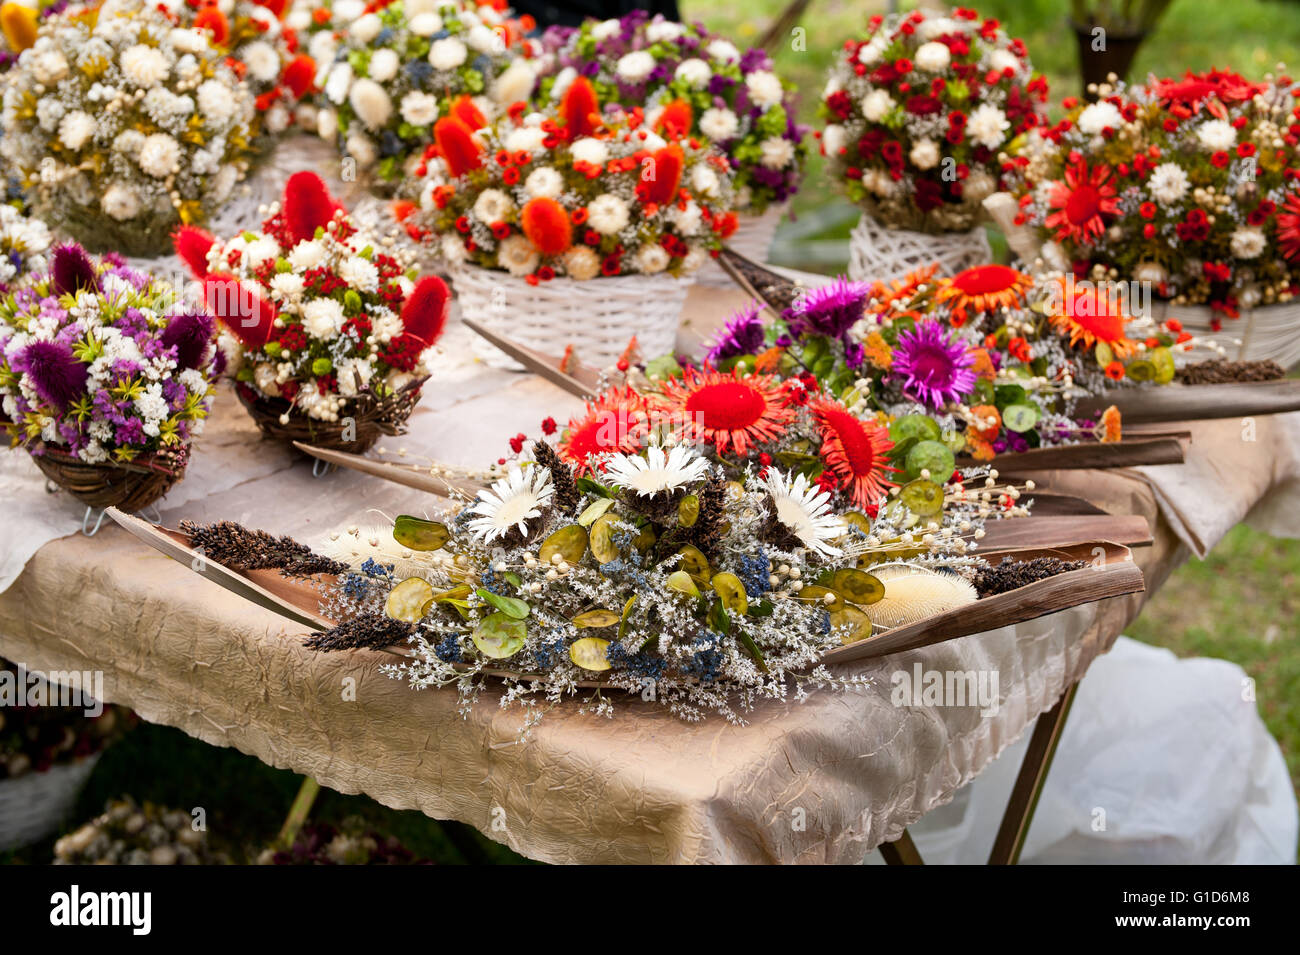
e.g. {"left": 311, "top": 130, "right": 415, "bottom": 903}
{"left": 197, "top": 79, "right": 235, "bottom": 124}
{"left": 243, "top": 236, "right": 280, "bottom": 268}
{"left": 473, "top": 188, "right": 515, "bottom": 223}
{"left": 492, "top": 59, "right": 535, "bottom": 106}
{"left": 700, "top": 107, "right": 739, "bottom": 141}
{"left": 588, "top": 194, "right": 630, "bottom": 235}
{"left": 860, "top": 89, "right": 895, "bottom": 123}
{"left": 762, "top": 470, "right": 844, "bottom": 557}
{"left": 440, "top": 233, "right": 468, "bottom": 264}
{"left": 646, "top": 20, "right": 685, "bottom": 43}
{"left": 616, "top": 50, "right": 656, "bottom": 82}
{"left": 243, "top": 41, "right": 281, "bottom": 83}
{"left": 604, "top": 445, "right": 710, "bottom": 496}
{"left": 523, "top": 167, "right": 564, "bottom": 200}
{"left": 289, "top": 239, "right": 327, "bottom": 270}
{"left": 351, "top": 13, "right": 382, "bottom": 43}
{"left": 465, "top": 24, "right": 500, "bottom": 54}
{"left": 503, "top": 125, "right": 547, "bottom": 153}
{"left": 301, "top": 298, "right": 346, "bottom": 338}
{"left": 674, "top": 58, "right": 711, "bottom": 89}
{"left": 707, "top": 39, "right": 740, "bottom": 62}
{"left": 270, "top": 272, "right": 305, "bottom": 299}
{"left": 101, "top": 183, "right": 140, "bottom": 221}
{"left": 429, "top": 37, "right": 468, "bottom": 71}
{"left": 989, "top": 49, "right": 1020, "bottom": 75}
{"left": 917, "top": 16, "right": 959, "bottom": 40}
{"left": 120, "top": 45, "right": 169, "bottom": 87}
{"left": 410, "top": 13, "right": 443, "bottom": 36}
{"left": 857, "top": 38, "right": 886, "bottom": 66}
{"left": 967, "top": 103, "right": 1010, "bottom": 149}
{"left": 571, "top": 137, "right": 608, "bottom": 166}
{"left": 349, "top": 78, "right": 392, "bottom": 130}
{"left": 467, "top": 466, "right": 555, "bottom": 543}
{"left": 138, "top": 133, "right": 180, "bottom": 177}
{"left": 822, "top": 124, "right": 846, "bottom": 156}
{"left": 339, "top": 256, "right": 380, "bottom": 292}
{"left": 1197, "top": 119, "right": 1236, "bottom": 153}
{"left": 745, "top": 71, "right": 784, "bottom": 108}
{"left": 669, "top": 201, "right": 702, "bottom": 236}
{"left": 170, "top": 27, "right": 209, "bottom": 55}
{"left": 498, "top": 234, "right": 539, "bottom": 276}
{"left": 30, "top": 50, "right": 69, "bottom": 85}
{"left": 1147, "top": 162, "right": 1190, "bottom": 205}
{"left": 915, "top": 41, "right": 951, "bottom": 72}
{"left": 591, "top": 19, "right": 621, "bottom": 41}
{"left": 909, "top": 139, "right": 940, "bottom": 170}
{"left": 562, "top": 245, "right": 600, "bottom": 280}
{"left": 759, "top": 136, "right": 796, "bottom": 169}
{"left": 1231, "top": 227, "right": 1267, "bottom": 259}
{"left": 400, "top": 91, "right": 439, "bottom": 126}
{"left": 368, "top": 48, "right": 400, "bottom": 83}
{"left": 1077, "top": 101, "right": 1123, "bottom": 136}
{"left": 58, "top": 111, "right": 96, "bottom": 152}
{"left": 634, "top": 244, "right": 670, "bottom": 274}
{"left": 690, "top": 164, "right": 719, "bottom": 196}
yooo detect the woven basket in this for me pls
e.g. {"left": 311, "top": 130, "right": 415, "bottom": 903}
{"left": 235, "top": 380, "right": 424, "bottom": 454}
{"left": 848, "top": 214, "right": 992, "bottom": 284}
{"left": 449, "top": 264, "right": 693, "bottom": 369}
{"left": 31, "top": 448, "right": 183, "bottom": 512}
{"left": 697, "top": 203, "right": 789, "bottom": 287}
{"left": 0, "top": 753, "right": 100, "bottom": 852}
{"left": 1150, "top": 300, "right": 1300, "bottom": 369}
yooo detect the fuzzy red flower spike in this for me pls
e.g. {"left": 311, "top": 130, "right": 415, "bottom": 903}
{"left": 449, "top": 95, "right": 487, "bottom": 131}
{"left": 434, "top": 116, "right": 483, "bottom": 177}
{"left": 203, "top": 274, "right": 278, "bottom": 350}
{"left": 560, "top": 76, "right": 600, "bottom": 140}
{"left": 172, "top": 225, "right": 217, "bottom": 279}
{"left": 638, "top": 143, "right": 683, "bottom": 207}
{"left": 654, "top": 100, "right": 693, "bottom": 138}
{"left": 399, "top": 275, "right": 450, "bottom": 349}
{"left": 521, "top": 197, "right": 572, "bottom": 255}
{"left": 282, "top": 171, "right": 342, "bottom": 245}
{"left": 281, "top": 55, "right": 316, "bottom": 100}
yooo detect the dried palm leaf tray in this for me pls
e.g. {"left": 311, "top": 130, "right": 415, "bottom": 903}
{"left": 235, "top": 378, "right": 425, "bottom": 455}
{"left": 107, "top": 510, "right": 1145, "bottom": 678}
{"left": 32, "top": 446, "right": 184, "bottom": 512}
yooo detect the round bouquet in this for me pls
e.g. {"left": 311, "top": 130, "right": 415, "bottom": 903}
{"left": 0, "top": 243, "right": 218, "bottom": 511}
{"left": 0, "top": 0, "right": 255, "bottom": 257}
{"left": 1003, "top": 70, "right": 1300, "bottom": 361}
{"left": 819, "top": 7, "right": 1047, "bottom": 281}
{"left": 175, "top": 171, "right": 449, "bottom": 452}
{"left": 304, "top": 0, "right": 540, "bottom": 186}
{"left": 409, "top": 78, "right": 737, "bottom": 365}
{"left": 535, "top": 10, "right": 807, "bottom": 259}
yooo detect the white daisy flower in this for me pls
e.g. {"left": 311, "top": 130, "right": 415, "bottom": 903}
{"left": 604, "top": 445, "right": 710, "bottom": 496}
{"left": 1230, "top": 226, "right": 1266, "bottom": 259}
{"left": 1197, "top": 119, "right": 1236, "bottom": 153}
{"left": 760, "top": 136, "right": 796, "bottom": 169}
{"left": 587, "top": 194, "right": 629, "bottom": 235}
{"left": 400, "top": 92, "right": 440, "bottom": 126}
{"left": 674, "top": 58, "right": 711, "bottom": 89}
{"left": 473, "top": 188, "right": 515, "bottom": 224}
{"left": 1147, "top": 162, "right": 1190, "bottom": 205}
{"left": 700, "top": 107, "right": 739, "bottom": 141}
{"left": 468, "top": 466, "right": 555, "bottom": 543}
{"left": 498, "top": 234, "right": 539, "bottom": 276}
{"left": 616, "top": 50, "right": 656, "bottom": 83}
{"left": 745, "top": 71, "right": 784, "bottom": 109}
{"left": 571, "top": 137, "right": 608, "bottom": 166}
{"left": 762, "top": 470, "right": 845, "bottom": 557}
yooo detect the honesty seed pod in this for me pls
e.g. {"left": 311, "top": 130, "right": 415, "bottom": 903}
{"left": 572, "top": 608, "right": 620, "bottom": 628}
{"left": 392, "top": 516, "right": 450, "bottom": 551}
{"left": 569, "top": 637, "right": 612, "bottom": 672}
{"left": 472, "top": 611, "right": 526, "bottom": 659}
{"left": 710, "top": 572, "right": 748, "bottom": 615}
{"left": 385, "top": 577, "right": 433, "bottom": 623}
{"left": 539, "top": 524, "right": 588, "bottom": 565}
{"left": 899, "top": 478, "right": 944, "bottom": 517}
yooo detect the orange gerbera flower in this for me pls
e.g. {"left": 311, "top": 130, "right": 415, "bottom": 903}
{"left": 1049, "top": 281, "right": 1138, "bottom": 358}
{"left": 808, "top": 397, "right": 895, "bottom": 513}
{"left": 872, "top": 263, "right": 940, "bottom": 309}
{"left": 1100, "top": 405, "right": 1122, "bottom": 443}
{"left": 1045, "top": 160, "right": 1118, "bottom": 246}
{"left": 936, "top": 264, "right": 1034, "bottom": 324}
{"left": 558, "top": 386, "right": 659, "bottom": 473}
{"left": 658, "top": 367, "right": 793, "bottom": 457}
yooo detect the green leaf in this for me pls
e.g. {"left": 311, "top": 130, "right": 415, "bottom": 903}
{"left": 475, "top": 588, "right": 529, "bottom": 620}
{"left": 575, "top": 477, "right": 612, "bottom": 498}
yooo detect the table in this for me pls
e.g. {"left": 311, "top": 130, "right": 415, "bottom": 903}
{"left": 2, "top": 291, "right": 1298, "bottom": 864}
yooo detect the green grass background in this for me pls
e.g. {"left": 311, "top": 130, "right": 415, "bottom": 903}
{"left": 3, "top": 0, "right": 1299, "bottom": 864}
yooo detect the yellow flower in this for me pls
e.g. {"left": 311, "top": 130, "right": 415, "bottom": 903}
{"left": 0, "top": 2, "right": 38, "bottom": 53}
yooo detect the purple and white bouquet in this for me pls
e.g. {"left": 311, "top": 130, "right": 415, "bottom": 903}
{"left": 535, "top": 12, "right": 807, "bottom": 215}
{"left": 0, "top": 244, "right": 217, "bottom": 471}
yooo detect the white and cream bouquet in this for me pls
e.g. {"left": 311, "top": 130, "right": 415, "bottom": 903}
{"left": 0, "top": 202, "right": 51, "bottom": 287}
{"left": 0, "top": 0, "right": 255, "bottom": 256}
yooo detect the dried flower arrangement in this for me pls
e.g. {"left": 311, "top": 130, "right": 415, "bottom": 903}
{"left": 534, "top": 11, "right": 808, "bottom": 216}
{"left": 819, "top": 7, "right": 1048, "bottom": 233}
{"left": 173, "top": 171, "right": 449, "bottom": 451}
{"left": 302, "top": 0, "right": 540, "bottom": 184}
{"left": 261, "top": 819, "right": 430, "bottom": 865}
{"left": 0, "top": 0, "right": 255, "bottom": 256}
{"left": 406, "top": 77, "right": 738, "bottom": 281}
{"left": 54, "top": 797, "right": 231, "bottom": 864}
{"left": 1004, "top": 69, "right": 1300, "bottom": 324}
{"left": 0, "top": 202, "right": 51, "bottom": 288}
{"left": 0, "top": 243, "right": 218, "bottom": 509}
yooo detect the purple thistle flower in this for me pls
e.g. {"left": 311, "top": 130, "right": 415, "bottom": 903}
{"left": 705, "top": 301, "right": 766, "bottom": 364}
{"left": 890, "top": 320, "right": 978, "bottom": 410}
{"left": 783, "top": 277, "right": 873, "bottom": 340}
{"left": 15, "top": 340, "right": 87, "bottom": 411}
{"left": 160, "top": 310, "right": 215, "bottom": 371}
{"left": 49, "top": 243, "right": 101, "bottom": 298}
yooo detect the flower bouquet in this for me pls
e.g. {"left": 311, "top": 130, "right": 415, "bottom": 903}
{"left": 535, "top": 11, "right": 807, "bottom": 269}
{"left": 0, "top": 0, "right": 256, "bottom": 257}
{"left": 54, "top": 796, "right": 232, "bottom": 864}
{"left": 408, "top": 79, "right": 737, "bottom": 367}
{"left": 819, "top": 7, "right": 1047, "bottom": 282}
{"left": 0, "top": 243, "right": 218, "bottom": 511}
{"left": 303, "top": 0, "right": 540, "bottom": 186}
{"left": 0, "top": 202, "right": 51, "bottom": 287}
{"left": 999, "top": 69, "right": 1300, "bottom": 366}
{"left": 174, "top": 170, "right": 450, "bottom": 453}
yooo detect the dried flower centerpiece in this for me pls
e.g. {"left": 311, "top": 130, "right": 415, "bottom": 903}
{"left": 819, "top": 7, "right": 1048, "bottom": 281}
{"left": 407, "top": 78, "right": 737, "bottom": 365}
{"left": 0, "top": 0, "right": 256, "bottom": 256}
{"left": 0, "top": 202, "right": 51, "bottom": 288}
{"left": 0, "top": 243, "right": 218, "bottom": 511}
{"left": 174, "top": 170, "right": 449, "bottom": 452}
{"left": 302, "top": 0, "right": 540, "bottom": 185}
{"left": 535, "top": 11, "right": 807, "bottom": 263}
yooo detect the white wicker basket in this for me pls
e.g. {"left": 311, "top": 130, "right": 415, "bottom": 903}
{"left": 449, "top": 265, "right": 694, "bottom": 369}
{"left": 0, "top": 753, "right": 100, "bottom": 851}
{"left": 1150, "top": 300, "right": 1300, "bottom": 369}
{"left": 848, "top": 214, "right": 991, "bottom": 284}
{"left": 697, "top": 203, "right": 788, "bottom": 286}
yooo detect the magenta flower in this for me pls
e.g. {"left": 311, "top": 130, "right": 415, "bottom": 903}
{"left": 890, "top": 320, "right": 977, "bottom": 409}
{"left": 50, "top": 243, "right": 101, "bottom": 298}
{"left": 783, "top": 277, "right": 873, "bottom": 340}
{"left": 16, "top": 340, "right": 87, "bottom": 411}
{"left": 705, "top": 301, "right": 765, "bottom": 364}
{"left": 160, "top": 311, "right": 215, "bottom": 371}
